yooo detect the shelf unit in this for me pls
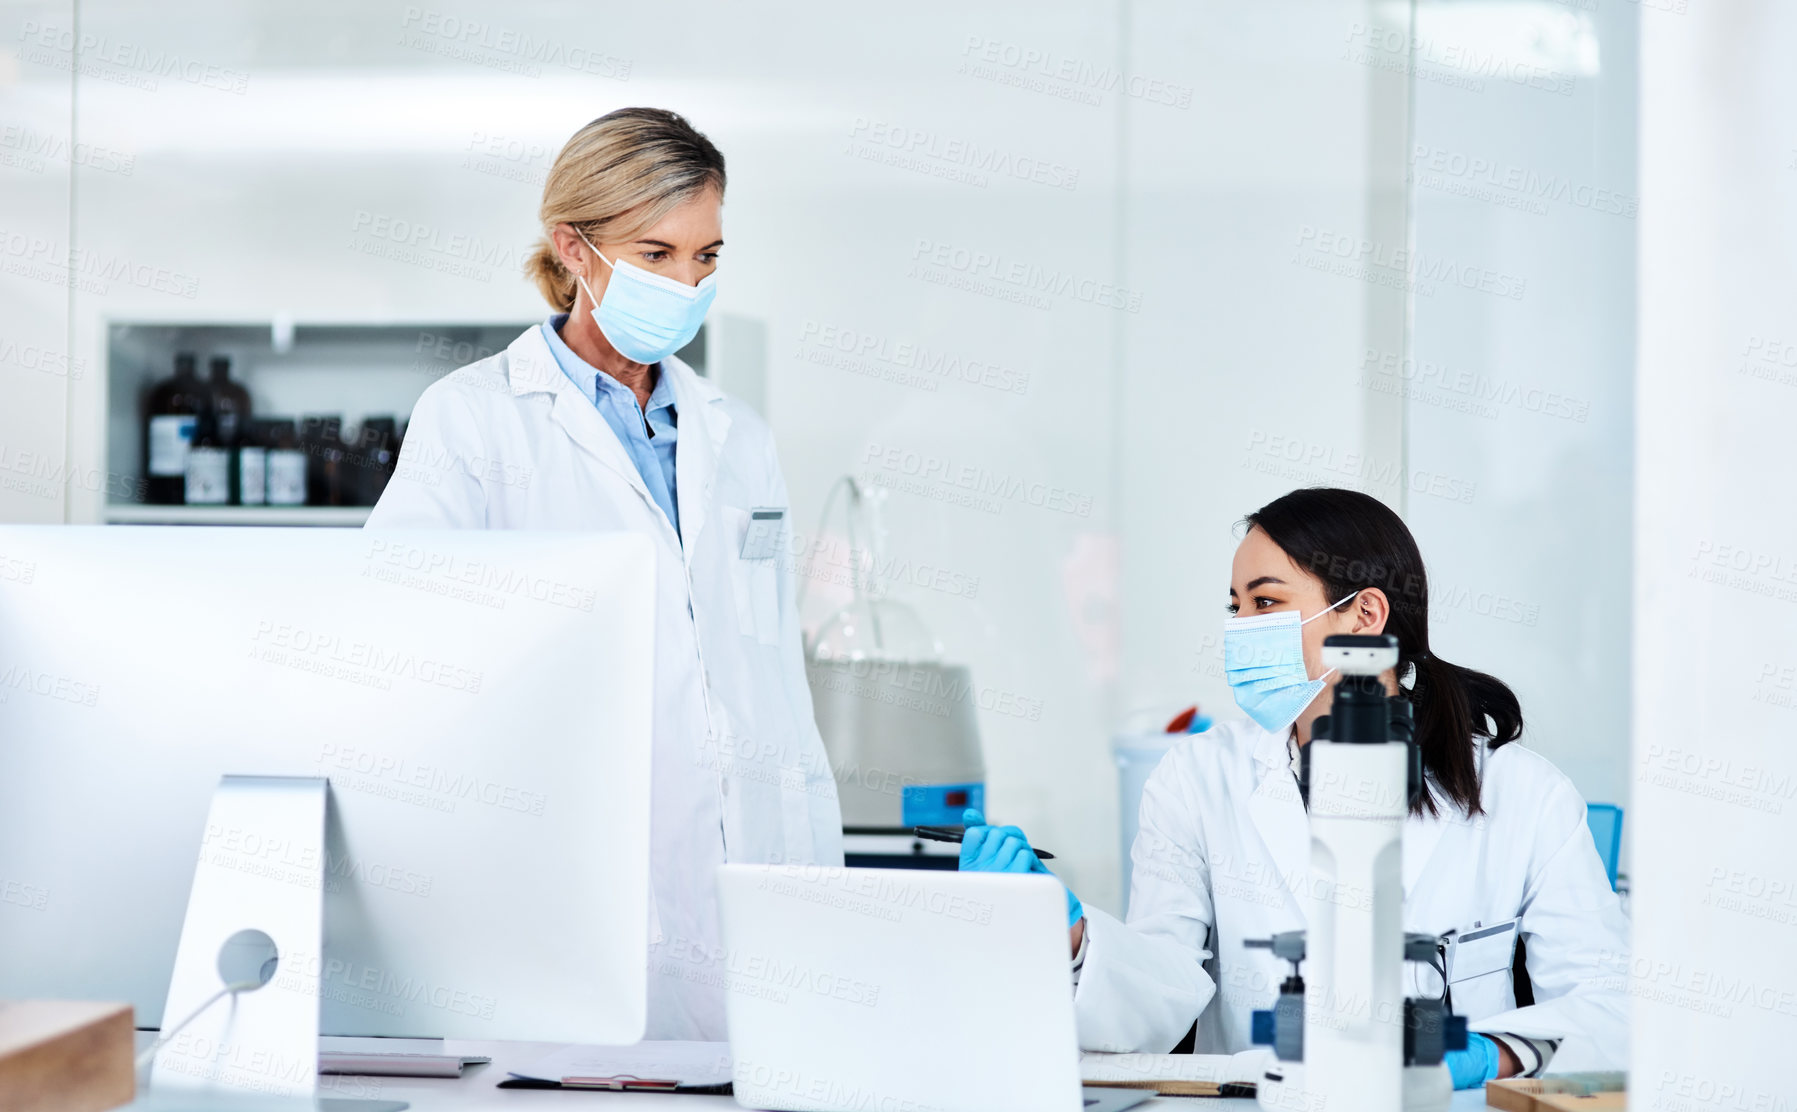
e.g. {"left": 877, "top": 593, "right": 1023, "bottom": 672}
{"left": 105, "top": 320, "right": 531, "bottom": 527}
{"left": 101, "top": 314, "right": 766, "bottom": 527}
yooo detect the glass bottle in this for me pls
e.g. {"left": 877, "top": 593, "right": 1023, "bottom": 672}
{"left": 183, "top": 402, "right": 231, "bottom": 506}
{"left": 143, "top": 352, "right": 205, "bottom": 504}
{"left": 265, "top": 420, "right": 308, "bottom": 507}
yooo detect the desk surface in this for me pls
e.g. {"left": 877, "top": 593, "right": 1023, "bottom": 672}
{"left": 133, "top": 1036, "right": 1501, "bottom": 1111}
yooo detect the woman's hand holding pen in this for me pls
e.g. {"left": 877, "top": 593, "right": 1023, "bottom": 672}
{"left": 956, "top": 809, "right": 1085, "bottom": 950}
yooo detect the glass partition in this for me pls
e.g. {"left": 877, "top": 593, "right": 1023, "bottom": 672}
{"left": 1402, "top": 0, "right": 1637, "bottom": 875}
{"left": 24, "top": 0, "right": 1642, "bottom": 909}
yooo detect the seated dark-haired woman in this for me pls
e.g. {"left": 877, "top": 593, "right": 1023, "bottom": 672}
{"left": 956, "top": 487, "right": 1627, "bottom": 1088}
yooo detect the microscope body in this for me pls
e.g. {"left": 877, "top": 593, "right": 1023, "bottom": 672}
{"left": 1252, "top": 635, "right": 1457, "bottom": 1112}
{"left": 1302, "top": 733, "right": 1410, "bottom": 1107}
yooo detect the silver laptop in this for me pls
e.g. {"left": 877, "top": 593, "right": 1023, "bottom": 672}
{"left": 716, "top": 864, "right": 1149, "bottom": 1112}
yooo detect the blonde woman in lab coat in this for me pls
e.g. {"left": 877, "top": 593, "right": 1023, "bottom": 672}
{"left": 959, "top": 487, "right": 1628, "bottom": 1086}
{"left": 367, "top": 108, "right": 843, "bottom": 1040}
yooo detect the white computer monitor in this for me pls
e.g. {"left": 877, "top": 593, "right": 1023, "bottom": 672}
{"left": 0, "top": 526, "right": 654, "bottom": 1055}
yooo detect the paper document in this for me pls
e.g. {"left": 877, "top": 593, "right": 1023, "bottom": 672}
{"left": 511, "top": 1041, "right": 733, "bottom": 1090}
{"left": 1080, "top": 1049, "right": 1268, "bottom": 1085}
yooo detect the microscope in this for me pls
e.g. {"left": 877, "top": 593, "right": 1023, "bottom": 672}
{"left": 1249, "top": 634, "right": 1464, "bottom": 1112}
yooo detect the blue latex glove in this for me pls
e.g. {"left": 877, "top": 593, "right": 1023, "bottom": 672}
{"left": 1444, "top": 1033, "right": 1502, "bottom": 1090}
{"left": 958, "top": 808, "right": 1084, "bottom": 927}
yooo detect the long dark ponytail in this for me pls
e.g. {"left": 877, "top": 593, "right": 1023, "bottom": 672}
{"left": 1244, "top": 487, "right": 1522, "bottom": 817}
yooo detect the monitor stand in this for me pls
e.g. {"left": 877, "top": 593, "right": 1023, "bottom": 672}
{"left": 149, "top": 775, "right": 406, "bottom": 1111}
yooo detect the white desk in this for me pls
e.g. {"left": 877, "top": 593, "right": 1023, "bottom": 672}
{"left": 132, "top": 1036, "right": 1502, "bottom": 1111}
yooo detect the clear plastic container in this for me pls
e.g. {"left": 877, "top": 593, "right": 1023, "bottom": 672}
{"left": 1111, "top": 705, "right": 1212, "bottom": 916}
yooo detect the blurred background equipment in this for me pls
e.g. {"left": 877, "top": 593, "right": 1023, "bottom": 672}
{"left": 803, "top": 476, "right": 984, "bottom": 870}
{"left": 1112, "top": 703, "right": 1211, "bottom": 916}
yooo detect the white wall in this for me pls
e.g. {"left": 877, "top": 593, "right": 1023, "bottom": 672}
{"left": 0, "top": 0, "right": 74, "bottom": 523}
{"left": 1635, "top": 1, "right": 1797, "bottom": 1103}
{"left": 1405, "top": 0, "right": 1638, "bottom": 823}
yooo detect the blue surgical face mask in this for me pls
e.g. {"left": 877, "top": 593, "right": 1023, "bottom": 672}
{"left": 574, "top": 228, "right": 717, "bottom": 364}
{"left": 1223, "top": 592, "right": 1359, "bottom": 735}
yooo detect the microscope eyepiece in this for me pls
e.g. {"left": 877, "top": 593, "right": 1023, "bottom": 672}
{"left": 1320, "top": 633, "right": 1400, "bottom": 676}
{"left": 1322, "top": 635, "right": 1402, "bottom": 744}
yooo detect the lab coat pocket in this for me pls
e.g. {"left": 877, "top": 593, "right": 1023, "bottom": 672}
{"left": 1446, "top": 919, "right": 1519, "bottom": 984}
{"left": 722, "top": 507, "right": 781, "bottom": 646}
{"left": 1442, "top": 918, "right": 1521, "bottom": 1017}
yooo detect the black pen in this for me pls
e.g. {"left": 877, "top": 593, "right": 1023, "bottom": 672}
{"left": 913, "top": 824, "right": 1055, "bottom": 861}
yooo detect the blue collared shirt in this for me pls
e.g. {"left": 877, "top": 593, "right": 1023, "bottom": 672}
{"left": 541, "top": 314, "right": 680, "bottom": 539}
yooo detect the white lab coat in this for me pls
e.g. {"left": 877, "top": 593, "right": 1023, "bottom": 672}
{"left": 366, "top": 325, "right": 845, "bottom": 1040}
{"left": 1076, "top": 719, "right": 1628, "bottom": 1072}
